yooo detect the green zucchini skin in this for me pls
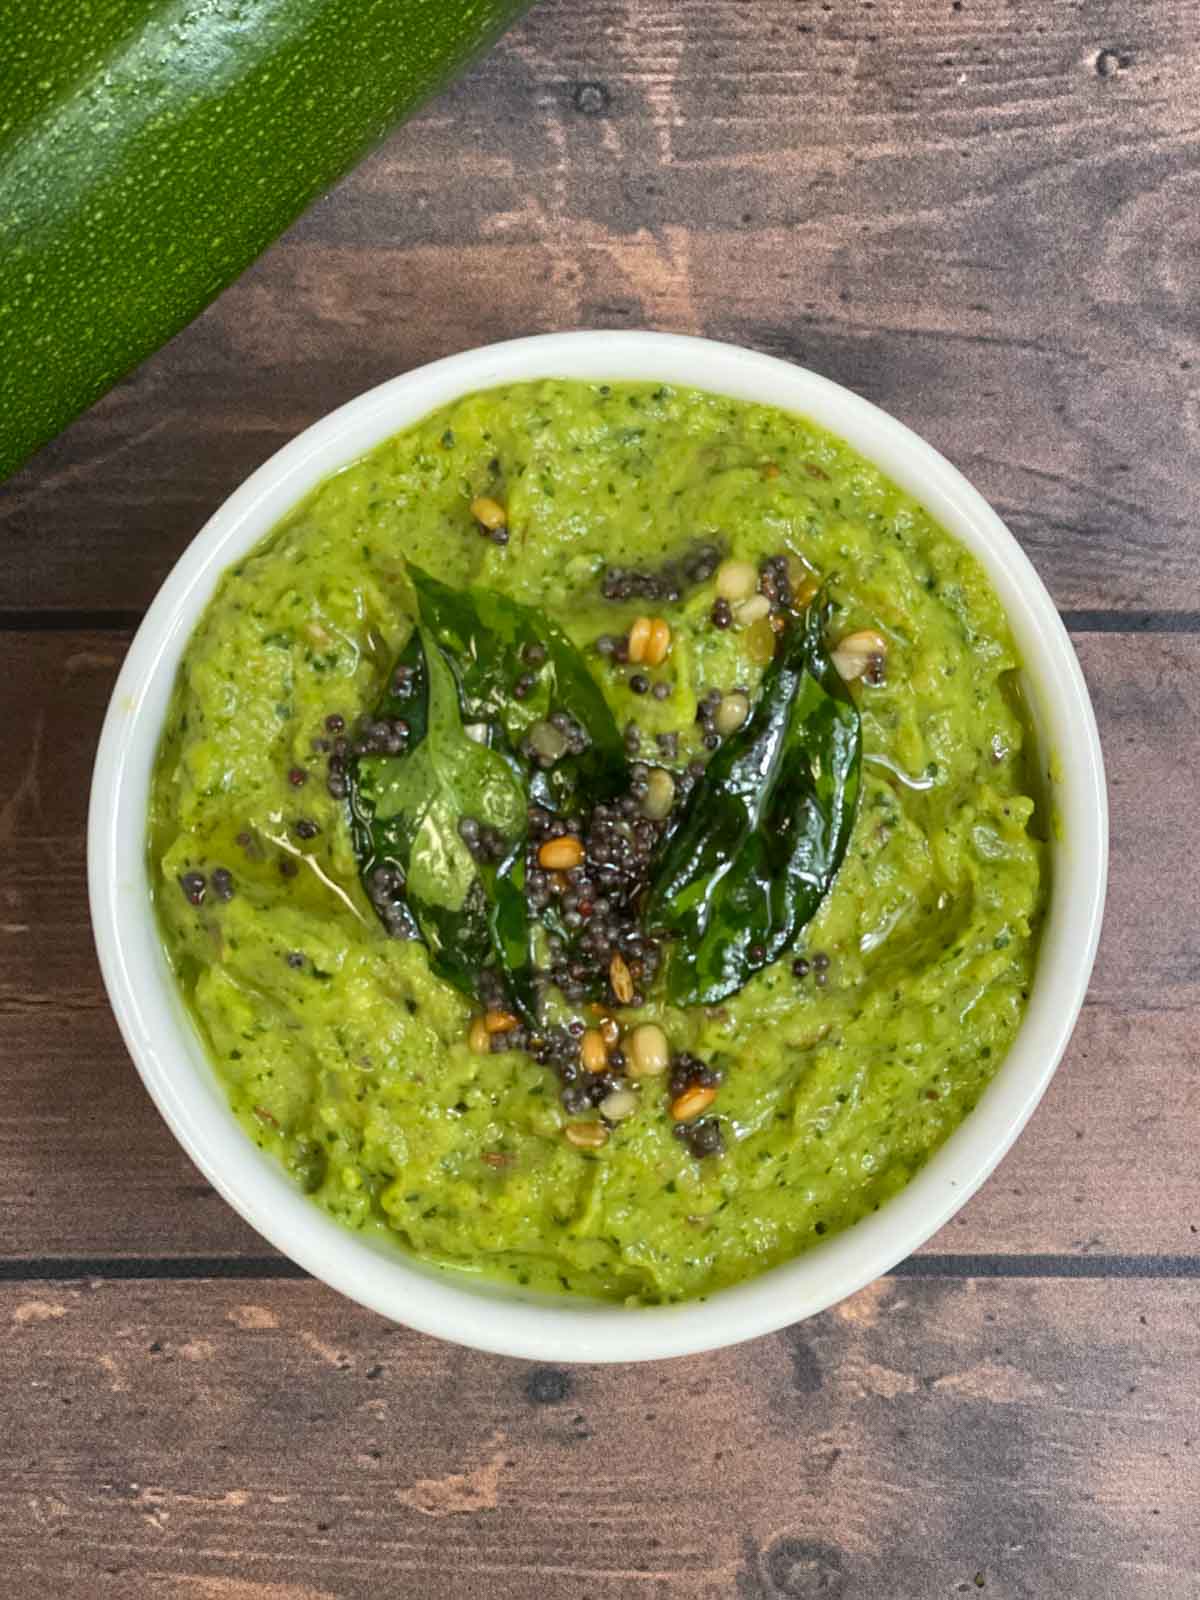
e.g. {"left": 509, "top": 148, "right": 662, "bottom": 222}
{"left": 0, "top": 0, "right": 532, "bottom": 480}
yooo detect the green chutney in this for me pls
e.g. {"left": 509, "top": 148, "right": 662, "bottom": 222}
{"left": 150, "top": 379, "right": 1047, "bottom": 1302}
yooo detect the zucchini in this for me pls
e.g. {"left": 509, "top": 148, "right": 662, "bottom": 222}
{"left": 0, "top": 0, "right": 532, "bottom": 481}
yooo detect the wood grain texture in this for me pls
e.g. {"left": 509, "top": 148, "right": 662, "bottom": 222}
{"left": 3, "top": 1275, "right": 1197, "bottom": 1596}
{"left": 2, "top": 0, "right": 1198, "bottom": 613}
{"left": 1, "top": 629, "right": 1194, "bottom": 1260}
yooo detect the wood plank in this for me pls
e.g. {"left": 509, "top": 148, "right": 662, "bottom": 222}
{"left": 2, "top": 0, "right": 1197, "bottom": 613}
{"left": 0, "top": 634, "right": 266, "bottom": 1258}
{"left": 2, "top": 1275, "right": 1197, "bottom": 1595}
{"left": 0, "top": 629, "right": 1192, "bottom": 1261}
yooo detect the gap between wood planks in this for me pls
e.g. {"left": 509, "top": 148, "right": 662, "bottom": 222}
{"left": 3, "top": 609, "right": 1200, "bottom": 633}
{"left": 1, "top": 1254, "right": 1198, "bottom": 1282}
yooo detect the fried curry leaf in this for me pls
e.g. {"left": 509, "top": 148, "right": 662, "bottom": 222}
{"left": 645, "top": 594, "right": 862, "bottom": 1005}
{"left": 350, "top": 632, "right": 532, "bottom": 1008}
{"left": 348, "top": 569, "right": 628, "bottom": 1021}
{"left": 408, "top": 565, "right": 625, "bottom": 813}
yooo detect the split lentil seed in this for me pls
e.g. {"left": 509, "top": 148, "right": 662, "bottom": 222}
{"left": 565, "top": 1121, "right": 609, "bottom": 1150}
{"left": 714, "top": 691, "right": 751, "bottom": 737}
{"left": 641, "top": 767, "right": 676, "bottom": 821}
{"left": 627, "top": 616, "right": 653, "bottom": 663}
{"left": 609, "top": 951, "right": 635, "bottom": 1004}
{"left": 627, "top": 1023, "right": 670, "bottom": 1078}
{"left": 484, "top": 1010, "right": 520, "bottom": 1035}
{"left": 538, "top": 835, "right": 585, "bottom": 871}
{"left": 581, "top": 1028, "right": 609, "bottom": 1073}
{"left": 671, "top": 1085, "right": 718, "bottom": 1122}
{"left": 831, "top": 629, "right": 888, "bottom": 684}
{"left": 644, "top": 618, "right": 672, "bottom": 665}
{"left": 715, "top": 558, "right": 758, "bottom": 602}
{"left": 599, "top": 1087, "right": 638, "bottom": 1122}
{"left": 470, "top": 495, "right": 507, "bottom": 531}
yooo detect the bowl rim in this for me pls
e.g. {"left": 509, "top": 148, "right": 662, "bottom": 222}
{"left": 88, "top": 330, "right": 1108, "bottom": 1363}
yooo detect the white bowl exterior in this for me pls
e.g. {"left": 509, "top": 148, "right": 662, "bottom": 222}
{"left": 88, "top": 332, "right": 1107, "bottom": 1362}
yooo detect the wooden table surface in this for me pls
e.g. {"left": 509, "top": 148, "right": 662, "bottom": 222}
{"left": 3, "top": 3, "right": 1198, "bottom": 1594}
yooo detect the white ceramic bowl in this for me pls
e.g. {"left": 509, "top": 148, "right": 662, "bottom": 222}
{"left": 89, "top": 332, "right": 1107, "bottom": 1362}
